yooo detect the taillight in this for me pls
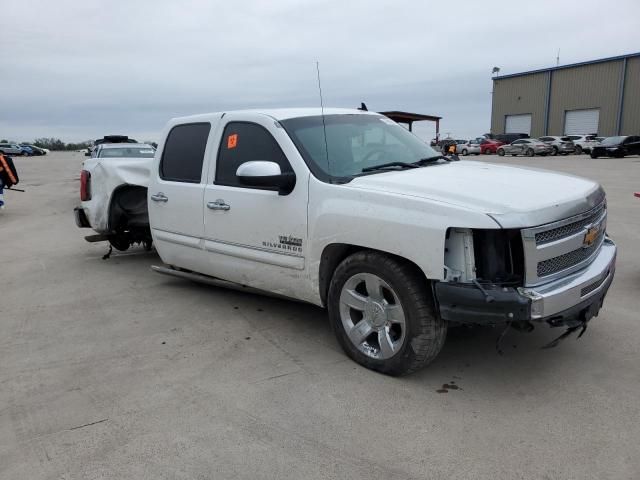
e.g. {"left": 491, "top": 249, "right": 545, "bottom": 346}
{"left": 80, "top": 170, "right": 91, "bottom": 201}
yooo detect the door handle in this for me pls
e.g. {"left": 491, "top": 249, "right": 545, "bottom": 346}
{"left": 207, "top": 199, "right": 230, "bottom": 211}
{"left": 150, "top": 192, "right": 168, "bottom": 202}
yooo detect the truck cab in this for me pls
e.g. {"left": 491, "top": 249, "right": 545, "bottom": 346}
{"left": 148, "top": 108, "right": 616, "bottom": 376}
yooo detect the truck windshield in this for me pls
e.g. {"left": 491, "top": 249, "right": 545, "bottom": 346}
{"left": 99, "top": 147, "right": 156, "bottom": 158}
{"left": 281, "top": 114, "right": 441, "bottom": 181}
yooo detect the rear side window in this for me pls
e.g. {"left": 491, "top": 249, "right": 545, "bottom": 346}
{"left": 215, "top": 122, "right": 292, "bottom": 188}
{"left": 160, "top": 123, "right": 211, "bottom": 183}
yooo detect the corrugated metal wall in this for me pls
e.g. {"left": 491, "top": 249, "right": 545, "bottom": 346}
{"left": 491, "top": 55, "right": 639, "bottom": 137}
{"left": 622, "top": 56, "right": 640, "bottom": 135}
{"left": 491, "top": 73, "right": 547, "bottom": 137}
{"left": 548, "top": 61, "right": 622, "bottom": 136}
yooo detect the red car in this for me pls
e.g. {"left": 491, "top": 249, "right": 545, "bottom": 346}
{"left": 480, "top": 139, "right": 505, "bottom": 154}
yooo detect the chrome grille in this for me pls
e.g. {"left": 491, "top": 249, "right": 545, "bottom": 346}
{"left": 535, "top": 203, "right": 605, "bottom": 245}
{"left": 580, "top": 269, "right": 609, "bottom": 297}
{"left": 521, "top": 198, "right": 607, "bottom": 286}
{"left": 537, "top": 231, "right": 605, "bottom": 277}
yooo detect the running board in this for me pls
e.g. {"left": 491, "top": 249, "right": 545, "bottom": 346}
{"left": 150, "top": 265, "right": 298, "bottom": 302}
{"left": 84, "top": 234, "right": 109, "bottom": 243}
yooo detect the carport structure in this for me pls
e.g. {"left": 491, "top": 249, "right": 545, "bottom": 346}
{"left": 380, "top": 111, "right": 442, "bottom": 139}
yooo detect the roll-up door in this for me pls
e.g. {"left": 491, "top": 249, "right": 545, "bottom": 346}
{"left": 564, "top": 109, "right": 599, "bottom": 135}
{"left": 505, "top": 114, "right": 532, "bottom": 135}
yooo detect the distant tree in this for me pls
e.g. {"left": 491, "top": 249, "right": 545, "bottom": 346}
{"left": 65, "top": 140, "right": 93, "bottom": 151}
{"left": 33, "top": 137, "right": 66, "bottom": 150}
{"left": 1, "top": 139, "right": 7, "bottom": 143}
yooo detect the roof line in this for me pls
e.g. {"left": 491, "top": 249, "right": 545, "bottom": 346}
{"left": 494, "top": 52, "right": 640, "bottom": 80}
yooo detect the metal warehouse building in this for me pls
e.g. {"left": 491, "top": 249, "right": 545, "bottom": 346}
{"left": 490, "top": 52, "right": 640, "bottom": 138}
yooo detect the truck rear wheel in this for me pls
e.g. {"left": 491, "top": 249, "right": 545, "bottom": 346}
{"left": 327, "top": 251, "right": 446, "bottom": 376}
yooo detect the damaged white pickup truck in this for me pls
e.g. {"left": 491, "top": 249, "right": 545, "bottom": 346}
{"left": 89, "top": 108, "right": 615, "bottom": 376}
{"left": 74, "top": 142, "right": 155, "bottom": 251}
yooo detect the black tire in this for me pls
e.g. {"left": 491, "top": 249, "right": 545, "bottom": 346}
{"left": 526, "top": 148, "right": 535, "bottom": 157}
{"left": 327, "top": 251, "right": 446, "bottom": 376}
{"left": 551, "top": 146, "right": 558, "bottom": 156}
{"left": 497, "top": 148, "right": 505, "bottom": 156}
{"left": 462, "top": 149, "right": 468, "bottom": 156}
{"left": 591, "top": 152, "right": 598, "bottom": 159}
{"left": 575, "top": 145, "right": 583, "bottom": 155}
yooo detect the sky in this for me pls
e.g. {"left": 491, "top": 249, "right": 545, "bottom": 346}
{"left": 1, "top": 0, "right": 639, "bottom": 143}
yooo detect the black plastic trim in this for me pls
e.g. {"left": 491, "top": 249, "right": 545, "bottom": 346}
{"left": 74, "top": 207, "right": 91, "bottom": 228}
{"left": 435, "top": 282, "right": 530, "bottom": 325}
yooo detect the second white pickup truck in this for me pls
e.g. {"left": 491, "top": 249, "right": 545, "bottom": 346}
{"left": 123, "top": 108, "right": 615, "bottom": 375}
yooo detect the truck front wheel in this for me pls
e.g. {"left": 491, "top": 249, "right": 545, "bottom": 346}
{"left": 327, "top": 251, "right": 446, "bottom": 376}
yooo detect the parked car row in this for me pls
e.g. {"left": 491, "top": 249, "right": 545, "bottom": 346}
{"left": 0, "top": 143, "right": 49, "bottom": 156}
{"left": 438, "top": 134, "right": 639, "bottom": 159}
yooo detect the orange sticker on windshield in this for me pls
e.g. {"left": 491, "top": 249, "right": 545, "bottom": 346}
{"left": 227, "top": 134, "right": 238, "bottom": 149}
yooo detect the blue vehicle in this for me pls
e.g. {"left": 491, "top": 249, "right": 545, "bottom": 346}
{"left": 19, "top": 145, "right": 34, "bottom": 156}
{"left": 20, "top": 144, "right": 46, "bottom": 156}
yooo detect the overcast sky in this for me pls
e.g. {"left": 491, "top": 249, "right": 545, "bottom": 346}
{"left": 1, "top": 0, "right": 639, "bottom": 143}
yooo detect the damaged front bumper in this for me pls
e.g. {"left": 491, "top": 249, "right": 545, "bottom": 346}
{"left": 435, "top": 238, "right": 616, "bottom": 328}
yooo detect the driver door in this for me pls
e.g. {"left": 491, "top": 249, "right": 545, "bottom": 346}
{"left": 511, "top": 140, "right": 524, "bottom": 154}
{"left": 201, "top": 113, "right": 309, "bottom": 295}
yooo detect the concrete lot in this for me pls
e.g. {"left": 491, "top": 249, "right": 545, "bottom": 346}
{"left": 1, "top": 151, "right": 639, "bottom": 479}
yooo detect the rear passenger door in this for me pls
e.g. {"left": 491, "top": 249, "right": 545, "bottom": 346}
{"left": 148, "top": 120, "right": 217, "bottom": 272}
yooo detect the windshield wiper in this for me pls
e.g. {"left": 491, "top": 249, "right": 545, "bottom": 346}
{"left": 415, "top": 154, "right": 456, "bottom": 165}
{"left": 362, "top": 162, "right": 419, "bottom": 173}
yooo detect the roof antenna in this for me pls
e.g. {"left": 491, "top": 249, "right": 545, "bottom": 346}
{"left": 358, "top": 102, "right": 368, "bottom": 111}
{"left": 316, "top": 61, "right": 330, "bottom": 174}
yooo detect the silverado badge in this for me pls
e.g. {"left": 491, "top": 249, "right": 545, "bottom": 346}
{"left": 583, "top": 225, "right": 600, "bottom": 248}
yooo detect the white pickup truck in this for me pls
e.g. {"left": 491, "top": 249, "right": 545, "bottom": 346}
{"left": 90, "top": 108, "right": 616, "bottom": 376}
{"left": 74, "top": 142, "right": 156, "bottom": 251}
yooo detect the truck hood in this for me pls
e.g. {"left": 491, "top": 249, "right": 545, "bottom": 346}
{"left": 348, "top": 160, "right": 604, "bottom": 228}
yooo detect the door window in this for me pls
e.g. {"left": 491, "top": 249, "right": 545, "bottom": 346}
{"left": 216, "top": 122, "right": 292, "bottom": 188}
{"left": 160, "top": 123, "right": 211, "bottom": 183}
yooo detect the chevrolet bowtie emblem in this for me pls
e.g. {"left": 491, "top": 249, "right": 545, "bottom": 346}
{"left": 583, "top": 225, "right": 600, "bottom": 247}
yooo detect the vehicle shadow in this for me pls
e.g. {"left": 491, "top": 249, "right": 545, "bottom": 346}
{"left": 97, "top": 250, "right": 591, "bottom": 390}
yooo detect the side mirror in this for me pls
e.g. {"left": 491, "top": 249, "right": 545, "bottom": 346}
{"left": 84, "top": 151, "right": 91, "bottom": 157}
{"left": 236, "top": 161, "right": 296, "bottom": 195}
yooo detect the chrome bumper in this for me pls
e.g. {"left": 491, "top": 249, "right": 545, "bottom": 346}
{"left": 519, "top": 238, "right": 616, "bottom": 319}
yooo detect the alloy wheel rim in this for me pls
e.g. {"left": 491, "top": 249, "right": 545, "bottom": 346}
{"left": 339, "top": 273, "right": 406, "bottom": 360}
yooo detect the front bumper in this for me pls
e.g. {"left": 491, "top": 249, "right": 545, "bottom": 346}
{"left": 435, "top": 238, "right": 616, "bottom": 327}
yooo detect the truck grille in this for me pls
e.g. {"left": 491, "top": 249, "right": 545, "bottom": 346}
{"left": 580, "top": 269, "right": 610, "bottom": 297}
{"left": 537, "top": 230, "right": 604, "bottom": 277}
{"left": 522, "top": 199, "right": 607, "bottom": 286}
{"left": 535, "top": 202, "right": 605, "bottom": 245}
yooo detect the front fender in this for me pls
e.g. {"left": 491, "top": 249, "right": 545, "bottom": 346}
{"left": 307, "top": 178, "right": 499, "bottom": 299}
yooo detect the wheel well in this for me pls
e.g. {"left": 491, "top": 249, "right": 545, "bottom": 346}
{"left": 108, "top": 185, "right": 149, "bottom": 231}
{"left": 318, "top": 243, "right": 429, "bottom": 306}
